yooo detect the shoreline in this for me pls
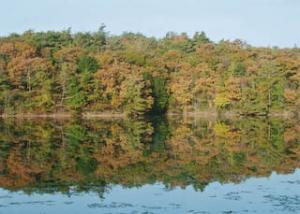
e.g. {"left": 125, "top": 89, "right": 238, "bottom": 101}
{"left": 0, "top": 112, "right": 126, "bottom": 119}
{"left": 0, "top": 110, "right": 296, "bottom": 119}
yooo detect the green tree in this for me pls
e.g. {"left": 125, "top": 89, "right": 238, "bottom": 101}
{"left": 120, "top": 74, "right": 153, "bottom": 116}
{"left": 76, "top": 55, "right": 99, "bottom": 73}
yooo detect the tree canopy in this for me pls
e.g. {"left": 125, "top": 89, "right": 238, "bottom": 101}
{"left": 1, "top": 29, "right": 300, "bottom": 116}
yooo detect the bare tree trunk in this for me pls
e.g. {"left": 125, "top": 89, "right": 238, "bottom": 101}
{"left": 60, "top": 72, "right": 67, "bottom": 107}
{"left": 27, "top": 69, "right": 31, "bottom": 92}
{"left": 267, "top": 71, "right": 271, "bottom": 114}
{"left": 60, "top": 83, "right": 65, "bottom": 106}
{"left": 268, "top": 122, "right": 271, "bottom": 142}
{"left": 183, "top": 105, "right": 188, "bottom": 116}
{"left": 27, "top": 68, "right": 32, "bottom": 107}
{"left": 268, "top": 87, "right": 271, "bottom": 113}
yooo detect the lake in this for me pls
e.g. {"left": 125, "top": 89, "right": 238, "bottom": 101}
{"left": 0, "top": 116, "right": 299, "bottom": 214}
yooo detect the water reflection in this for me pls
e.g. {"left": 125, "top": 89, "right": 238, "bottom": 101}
{"left": 0, "top": 116, "right": 299, "bottom": 213}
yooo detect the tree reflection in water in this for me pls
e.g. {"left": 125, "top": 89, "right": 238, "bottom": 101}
{"left": 0, "top": 116, "right": 299, "bottom": 198}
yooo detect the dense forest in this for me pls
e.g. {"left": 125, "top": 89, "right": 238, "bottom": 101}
{"left": 0, "top": 117, "right": 299, "bottom": 195}
{"left": 1, "top": 26, "right": 300, "bottom": 116}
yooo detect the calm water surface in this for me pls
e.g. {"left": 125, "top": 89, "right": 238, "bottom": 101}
{"left": 0, "top": 117, "right": 299, "bottom": 214}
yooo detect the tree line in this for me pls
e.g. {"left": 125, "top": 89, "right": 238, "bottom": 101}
{"left": 1, "top": 27, "right": 300, "bottom": 116}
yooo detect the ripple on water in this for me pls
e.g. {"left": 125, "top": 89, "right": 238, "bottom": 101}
{"left": 168, "top": 203, "right": 181, "bottom": 209}
{"left": 263, "top": 194, "right": 300, "bottom": 212}
{"left": 8, "top": 200, "right": 55, "bottom": 206}
{"left": 63, "top": 201, "right": 74, "bottom": 205}
{"left": 223, "top": 192, "right": 242, "bottom": 201}
{"left": 0, "top": 195, "right": 12, "bottom": 199}
{"left": 187, "top": 210, "right": 211, "bottom": 214}
{"left": 88, "top": 202, "right": 134, "bottom": 209}
{"left": 281, "top": 180, "right": 300, "bottom": 185}
{"left": 141, "top": 205, "right": 163, "bottom": 210}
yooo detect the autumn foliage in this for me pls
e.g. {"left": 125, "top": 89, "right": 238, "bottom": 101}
{"left": 1, "top": 28, "right": 300, "bottom": 116}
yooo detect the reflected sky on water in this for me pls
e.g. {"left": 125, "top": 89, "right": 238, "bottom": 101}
{"left": 0, "top": 170, "right": 299, "bottom": 214}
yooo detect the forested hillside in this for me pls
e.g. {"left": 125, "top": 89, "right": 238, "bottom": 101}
{"left": 1, "top": 27, "right": 300, "bottom": 116}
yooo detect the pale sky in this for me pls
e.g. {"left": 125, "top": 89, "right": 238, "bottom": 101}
{"left": 0, "top": 0, "right": 299, "bottom": 47}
